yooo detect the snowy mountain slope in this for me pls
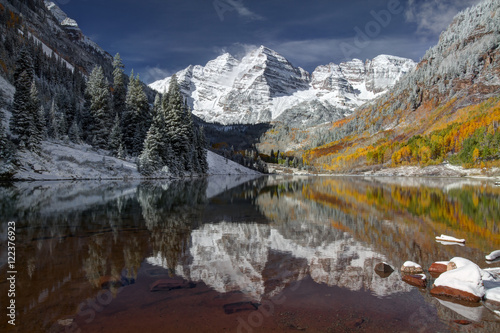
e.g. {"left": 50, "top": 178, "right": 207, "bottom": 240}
{"left": 0, "top": 0, "right": 113, "bottom": 76}
{"left": 150, "top": 46, "right": 416, "bottom": 127}
{"left": 43, "top": 1, "right": 110, "bottom": 60}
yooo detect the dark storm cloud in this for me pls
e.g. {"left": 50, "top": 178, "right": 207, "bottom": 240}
{"left": 57, "top": 0, "right": 480, "bottom": 83}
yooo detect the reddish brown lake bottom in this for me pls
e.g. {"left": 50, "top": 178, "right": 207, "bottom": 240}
{"left": 73, "top": 263, "right": 450, "bottom": 333}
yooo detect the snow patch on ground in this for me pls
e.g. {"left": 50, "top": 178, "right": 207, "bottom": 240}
{"left": 207, "top": 150, "right": 260, "bottom": 175}
{"left": 14, "top": 141, "right": 141, "bottom": 180}
{"left": 11, "top": 143, "right": 259, "bottom": 180}
{"left": 0, "top": 75, "right": 15, "bottom": 103}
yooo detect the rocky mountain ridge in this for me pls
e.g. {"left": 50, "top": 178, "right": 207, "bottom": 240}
{"left": 150, "top": 46, "right": 416, "bottom": 127}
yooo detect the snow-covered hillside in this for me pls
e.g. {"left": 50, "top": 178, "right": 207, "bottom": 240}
{"left": 206, "top": 150, "right": 261, "bottom": 175}
{"left": 10, "top": 142, "right": 258, "bottom": 180}
{"left": 150, "top": 46, "right": 416, "bottom": 127}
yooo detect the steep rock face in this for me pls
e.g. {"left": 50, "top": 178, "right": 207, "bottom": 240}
{"left": 385, "top": 0, "right": 500, "bottom": 116}
{"left": 365, "top": 55, "right": 417, "bottom": 93}
{"left": 150, "top": 47, "right": 416, "bottom": 127}
{"left": 0, "top": 0, "right": 113, "bottom": 76}
{"left": 43, "top": 1, "right": 111, "bottom": 67}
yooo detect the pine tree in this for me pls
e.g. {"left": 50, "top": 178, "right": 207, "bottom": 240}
{"left": 68, "top": 120, "right": 82, "bottom": 143}
{"left": 164, "top": 74, "right": 187, "bottom": 173}
{"left": 11, "top": 70, "right": 33, "bottom": 147}
{"left": 182, "top": 106, "right": 196, "bottom": 173}
{"left": 138, "top": 111, "right": 165, "bottom": 176}
{"left": 197, "top": 126, "right": 208, "bottom": 173}
{"left": 85, "top": 65, "right": 112, "bottom": 149}
{"left": 13, "top": 47, "right": 34, "bottom": 86}
{"left": 0, "top": 113, "right": 16, "bottom": 177}
{"left": 123, "top": 72, "right": 150, "bottom": 155}
{"left": 117, "top": 143, "right": 126, "bottom": 159}
{"left": 109, "top": 114, "right": 124, "bottom": 156}
{"left": 112, "top": 53, "right": 127, "bottom": 118}
{"left": 27, "top": 81, "right": 43, "bottom": 152}
{"left": 0, "top": 114, "right": 8, "bottom": 155}
{"left": 151, "top": 93, "right": 162, "bottom": 119}
{"left": 49, "top": 99, "right": 60, "bottom": 140}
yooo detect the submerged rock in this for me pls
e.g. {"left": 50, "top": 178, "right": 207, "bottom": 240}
{"left": 375, "top": 262, "right": 394, "bottom": 273}
{"left": 402, "top": 274, "right": 427, "bottom": 288}
{"left": 150, "top": 278, "right": 196, "bottom": 292}
{"left": 223, "top": 302, "right": 259, "bottom": 314}
{"left": 99, "top": 275, "right": 123, "bottom": 289}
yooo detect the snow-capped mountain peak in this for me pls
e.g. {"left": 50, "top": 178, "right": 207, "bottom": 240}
{"left": 150, "top": 47, "right": 416, "bottom": 126}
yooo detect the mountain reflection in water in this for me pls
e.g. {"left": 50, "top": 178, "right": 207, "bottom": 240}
{"left": 0, "top": 176, "right": 499, "bottom": 332}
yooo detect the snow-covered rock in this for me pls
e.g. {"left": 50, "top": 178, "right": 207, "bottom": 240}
{"left": 150, "top": 46, "right": 415, "bottom": 127}
{"left": 401, "top": 261, "right": 424, "bottom": 274}
{"left": 485, "top": 285, "right": 500, "bottom": 304}
{"left": 436, "top": 234, "right": 465, "bottom": 243}
{"left": 431, "top": 258, "right": 486, "bottom": 302}
{"left": 486, "top": 250, "right": 500, "bottom": 261}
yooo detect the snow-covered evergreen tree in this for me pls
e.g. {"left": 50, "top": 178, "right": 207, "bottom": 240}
{"left": 138, "top": 119, "right": 164, "bottom": 176}
{"left": 109, "top": 114, "right": 124, "bottom": 157}
{"left": 163, "top": 74, "right": 188, "bottom": 173}
{"left": 11, "top": 71, "right": 33, "bottom": 148}
{"left": 0, "top": 114, "right": 16, "bottom": 178}
{"left": 49, "top": 99, "right": 60, "bottom": 140}
{"left": 112, "top": 53, "right": 127, "bottom": 118}
{"left": 68, "top": 120, "right": 82, "bottom": 143}
{"left": 124, "top": 71, "right": 150, "bottom": 155}
{"left": 137, "top": 79, "right": 208, "bottom": 177}
{"left": 197, "top": 126, "right": 208, "bottom": 174}
{"left": 85, "top": 65, "right": 112, "bottom": 149}
{"left": 27, "top": 81, "right": 43, "bottom": 152}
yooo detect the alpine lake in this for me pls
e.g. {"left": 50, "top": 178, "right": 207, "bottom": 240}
{"left": 1, "top": 175, "right": 500, "bottom": 333}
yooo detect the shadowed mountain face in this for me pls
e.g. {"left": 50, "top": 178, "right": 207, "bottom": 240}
{"left": 1, "top": 176, "right": 499, "bottom": 332}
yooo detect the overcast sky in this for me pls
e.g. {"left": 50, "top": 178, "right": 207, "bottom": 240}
{"left": 54, "top": 0, "right": 481, "bottom": 83}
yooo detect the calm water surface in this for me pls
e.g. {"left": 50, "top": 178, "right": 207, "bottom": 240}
{"left": 1, "top": 176, "right": 500, "bottom": 332}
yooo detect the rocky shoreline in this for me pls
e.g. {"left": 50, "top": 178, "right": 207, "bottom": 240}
{"left": 269, "top": 162, "right": 500, "bottom": 180}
